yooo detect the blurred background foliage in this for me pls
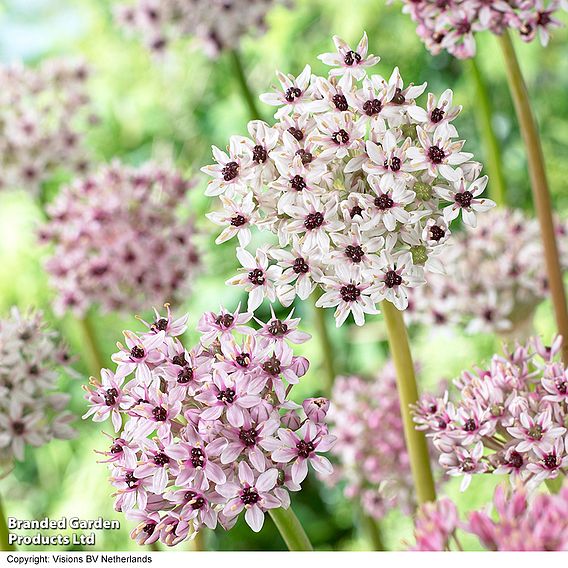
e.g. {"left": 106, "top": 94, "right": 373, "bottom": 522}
{"left": 0, "top": 0, "right": 566, "bottom": 551}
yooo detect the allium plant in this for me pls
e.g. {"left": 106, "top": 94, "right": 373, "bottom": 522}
{"left": 115, "top": 0, "right": 292, "bottom": 58}
{"left": 326, "top": 363, "right": 415, "bottom": 519}
{"left": 411, "top": 482, "right": 568, "bottom": 550}
{"left": 0, "top": 57, "right": 92, "bottom": 193}
{"left": 0, "top": 308, "right": 76, "bottom": 466}
{"left": 39, "top": 162, "right": 200, "bottom": 316}
{"left": 203, "top": 33, "right": 494, "bottom": 327}
{"left": 406, "top": 208, "right": 568, "bottom": 335}
{"left": 399, "top": 0, "right": 568, "bottom": 59}
{"left": 84, "top": 306, "right": 335, "bottom": 544}
{"left": 413, "top": 335, "right": 568, "bottom": 491}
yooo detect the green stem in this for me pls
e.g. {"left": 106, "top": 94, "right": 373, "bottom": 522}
{"left": 467, "top": 57, "right": 507, "bottom": 206}
{"left": 545, "top": 477, "right": 563, "bottom": 494}
{"left": 380, "top": 300, "right": 436, "bottom": 505}
{"left": 78, "top": 314, "right": 105, "bottom": 376}
{"left": 268, "top": 507, "right": 313, "bottom": 551}
{"left": 498, "top": 31, "right": 568, "bottom": 363}
{"left": 230, "top": 49, "right": 262, "bottom": 121}
{"left": 360, "top": 513, "right": 385, "bottom": 551}
{"left": 191, "top": 529, "right": 206, "bottom": 551}
{"left": 311, "top": 288, "right": 337, "bottom": 394}
{"left": 0, "top": 495, "right": 15, "bottom": 551}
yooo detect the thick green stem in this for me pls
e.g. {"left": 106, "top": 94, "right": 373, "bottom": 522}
{"left": 360, "top": 513, "right": 385, "bottom": 551}
{"left": 78, "top": 314, "right": 105, "bottom": 376}
{"left": 0, "top": 495, "right": 14, "bottom": 551}
{"left": 467, "top": 57, "right": 507, "bottom": 206}
{"left": 381, "top": 300, "right": 436, "bottom": 505}
{"left": 311, "top": 288, "right": 337, "bottom": 393}
{"left": 268, "top": 507, "right": 313, "bottom": 551}
{"left": 498, "top": 31, "right": 568, "bottom": 363}
{"left": 230, "top": 49, "right": 262, "bottom": 121}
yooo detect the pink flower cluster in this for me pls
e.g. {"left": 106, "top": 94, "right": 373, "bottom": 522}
{"left": 326, "top": 363, "right": 415, "bottom": 519}
{"left": 0, "top": 308, "right": 76, "bottom": 465}
{"left": 413, "top": 335, "right": 568, "bottom": 491}
{"left": 203, "top": 33, "right": 494, "bottom": 327}
{"left": 84, "top": 306, "right": 335, "bottom": 544}
{"left": 115, "top": 0, "right": 292, "bottom": 58}
{"left": 412, "top": 482, "right": 568, "bottom": 550}
{"left": 39, "top": 162, "right": 200, "bottom": 316}
{"left": 406, "top": 208, "right": 568, "bottom": 334}
{"left": 0, "top": 58, "right": 93, "bottom": 193}
{"left": 399, "top": 0, "right": 567, "bottom": 59}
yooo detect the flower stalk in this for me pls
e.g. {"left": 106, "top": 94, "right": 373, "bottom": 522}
{"left": 311, "top": 288, "right": 337, "bottom": 393}
{"left": 360, "top": 513, "right": 385, "bottom": 551}
{"left": 0, "top": 495, "right": 14, "bottom": 551}
{"left": 78, "top": 314, "right": 104, "bottom": 375}
{"left": 381, "top": 300, "right": 436, "bottom": 505}
{"left": 467, "top": 57, "right": 506, "bottom": 206}
{"left": 230, "top": 49, "right": 263, "bottom": 121}
{"left": 268, "top": 507, "right": 313, "bottom": 551}
{"left": 498, "top": 30, "right": 568, "bottom": 362}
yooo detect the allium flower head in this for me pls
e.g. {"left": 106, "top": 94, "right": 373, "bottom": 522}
{"left": 0, "top": 308, "right": 76, "bottom": 466}
{"left": 0, "top": 58, "right": 93, "bottom": 193}
{"left": 85, "top": 306, "right": 335, "bottom": 544}
{"left": 406, "top": 208, "right": 568, "bottom": 334}
{"left": 115, "top": 0, "right": 293, "bottom": 58}
{"left": 203, "top": 33, "right": 494, "bottom": 326}
{"left": 39, "top": 162, "right": 200, "bottom": 316}
{"left": 326, "top": 362, "right": 416, "bottom": 519}
{"left": 399, "top": 0, "right": 567, "bottom": 59}
{"left": 413, "top": 335, "right": 568, "bottom": 491}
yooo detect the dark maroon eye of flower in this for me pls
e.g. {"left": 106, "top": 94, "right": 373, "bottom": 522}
{"left": 252, "top": 144, "right": 268, "bottom": 163}
{"left": 431, "top": 107, "right": 445, "bottom": 123}
{"left": 217, "top": 388, "right": 236, "bottom": 404}
{"left": 460, "top": 457, "right": 475, "bottom": 472}
{"left": 105, "top": 388, "right": 119, "bottom": 406}
{"left": 293, "top": 257, "right": 310, "bottom": 274}
{"left": 296, "top": 440, "right": 315, "bottom": 458}
{"left": 172, "top": 353, "right": 187, "bottom": 367}
{"left": 555, "top": 379, "right": 567, "bottom": 394}
{"left": 231, "top": 214, "right": 246, "bottom": 227}
{"left": 262, "top": 355, "right": 282, "bottom": 376}
{"left": 391, "top": 88, "right": 405, "bottom": 105}
{"left": 12, "top": 421, "right": 25, "bottom": 435}
{"left": 239, "top": 427, "right": 259, "bottom": 447}
{"left": 456, "top": 20, "right": 471, "bottom": 34}
{"left": 130, "top": 346, "right": 145, "bottom": 359}
{"left": 374, "top": 194, "right": 394, "bottom": 210}
{"left": 236, "top": 353, "right": 250, "bottom": 367}
{"left": 507, "top": 451, "right": 523, "bottom": 469}
{"left": 268, "top": 320, "right": 288, "bottom": 336}
{"left": 428, "top": 145, "right": 445, "bottom": 164}
{"left": 384, "top": 270, "right": 402, "bottom": 288}
{"left": 295, "top": 149, "right": 313, "bottom": 165}
{"left": 343, "top": 50, "right": 362, "bottom": 66}
{"left": 454, "top": 191, "right": 473, "bottom": 208}
{"left": 191, "top": 496, "right": 206, "bottom": 510}
{"left": 248, "top": 269, "right": 265, "bottom": 286}
{"left": 543, "top": 453, "right": 558, "bottom": 469}
{"left": 152, "top": 318, "right": 168, "bottom": 331}
{"left": 125, "top": 472, "right": 138, "bottom": 488}
{"left": 340, "top": 284, "right": 361, "bottom": 302}
{"left": 190, "top": 447, "right": 205, "bottom": 468}
{"left": 177, "top": 367, "right": 194, "bottom": 384}
{"left": 216, "top": 313, "right": 235, "bottom": 328}
{"left": 429, "top": 225, "right": 446, "bottom": 241}
{"left": 332, "top": 94, "right": 349, "bottom": 111}
{"left": 284, "top": 87, "right": 302, "bottom": 102}
{"left": 152, "top": 406, "right": 167, "bottom": 421}
{"left": 287, "top": 127, "right": 303, "bottom": 141}
{"left": 345, "top": 245, "right": 364, "bottom": 263}
{"left": 483, "top": 309, "right": 494, "bottom": 322}
{"left": 221, "top": 161, "right": 239, "bottom": 182}
{"left": 240, "top": 487, "right": 260, "bottom": 505}
{"left": 363, "top": 99, "right": 382, "bottom": 116}
{"left": 463, "top": 418, "right": 476, "bottom": 432}
{"left": 350, "top": 205, "right": 363, "bottom": 218}
{"left": 110, "top": 443, "right": 123, "bottom": 454}
{"left": 537, "top": 11, "right": 551, "bottom": 26}
{"left": 331, "top": 129, "right": 349, "bottom": 145}
{"left": 528, "top": 425, "right": 543, "bottom": 440}
{"left": 143, "top": 523, "right": 155, "bottom": 535}
{"left": 290, "top": 175, "right": 306, "bottom": 191}
{"left": 390, "top": 157, "right": 401, "bottom": 172}
{"left": 304, "top": 212, "right": 324, "bottom": 230}
{"left": 184, "top": 490, "right": 196, "bottom": 502}
{"left": 153, "top": 452, "right": 170, "bottom": 467}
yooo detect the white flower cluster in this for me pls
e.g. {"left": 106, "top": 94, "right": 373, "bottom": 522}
{"left": 115, "top": 0, "right": 292, "bottom": 58}
{"left": 203, "top": 33, "right": 494, "bottom": 326}
{"left": 406, "top": 208, "right": 568, "bottom": 335}
{"left": 0, "top": 58, "right": 93, "bottom": 194}
{"left": 0, "top": 308, "right": 76, "bottom": 466}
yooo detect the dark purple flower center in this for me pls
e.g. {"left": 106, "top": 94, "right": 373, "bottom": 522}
{"left": 350, "top": 205, "right": 363, "bottom": 218}
{"left": 153, "top": 452, "right": 170, "bottom": 467}
{"left": 374, "top": 194, "right": 394, "bottom": 210}
{"left": 429, "top": 225, "right": 446, "bottom": 241}
{"left": 268, "top": 320, "right": 288, "bottom": 336}
{"left": 262, "top": 355, "right": 282, "bottom": 376}
{"left": 110, "top": 443, "right": 123, "bottom": 454}
{"left": 384, "top": 270, "right": 402, "bottom": 289}
{"left": 304, "top": 212, "right": 324, "bottom": 230}
{"left": 284, "top": 87, "right": 302, "bottom": 102}
{"left": 431, "top": 107, "right": 445, "bottom": 123}
{"left": 340, "top": 284, "right": 361, "bottom": 302}
{"left": 296, "top": 440, "right": 315, "bottom": 458}
{"left": 231, "top": 214, "right": 246, "bottom": 227}
{"left": 105, "top": 388, "right": 119, "bottom": 406}
{"left": 389, "top": 157, "right": 402, "bottom": 172}
{"left": 240, "top": 487, "right": 260, "bottom": 505}
{"left": 295, "top": 149, "right": 313, "bottom": 165}
{"left": 290, "top": 175, "right": 306, "bottom": 191}
{"left": 248, "top": 269, "right": 265, "bottom": 286}
{"left": 543, "top": 453, "right": 558, "bottom": 469}
{"left": 428, "top": 145, "right": 445, "bottom": 164}
{"left": 528, "top": 424, "right": 543, "bottom": 440}
{"left": 190, "top": 447, "right": 205, "bottom": 468}
{"left": 332, "top": 94, "right": 349, "bottom": 111}
{"left": 130, "top": 346, "right": 145, "bottom": 359}
{"left": 12, "top": 421, "right": 25, "bottom": 435}
{"left": 345, "top": 245, "right": 364, "bottom": 263}
{"left": 217, "top": 388, "right": 236, "bottom": 404}
{"left": 331, "top": 129, "right": 349, "bottom": 145}
{"left": 152, "top": 406, "right": 167, "bottom": 421}
{"left": 177, "top": 367, "right": 194, "bottom": 384}
{"left": 507, "top": 451, "right": 524, "bottom": 469}
{"left": 143, "top": 523, "right": 155, "bottom": 535}
{"left": 152, "top": 318, "right": 168, "bottom": 331}
{"left": 344, "top": 50, "right": 362, "bottom": 66}
{"left": 363, "top": 99, "right": 382, "bottom": 116}
{"left": 455, "top": 191, "right": 473, "bottom": 208}
{"left": 555, "top": 379, "right": 567, "bottom": 394}
{"left": 252, "top": 145, "right": 268, "bottom": 163}
{"left": 239, "top": 427, "right": 259, "bottom": 447}
{"left": 216, "top": 313, "right": 234, "bottom": 328}
{"left": 460, "top": 457, "right": 476, "bottom": 472}
{"left": 463, "top": 418, "right": 476, "bottom": 432}
{"left": 287, "top": 127, "right": 303, "bottom": 141}
{"left": 293, "top": 257, "right": 310, "bottom": 274}
{"left": 125, "top": 472, "right": 138, "bottom": 488}
{"left": 221, "top": 161, "right": 239, "bottom": 182}
{"left": 391, "top": 88, "right": 405, "bottom": 105}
